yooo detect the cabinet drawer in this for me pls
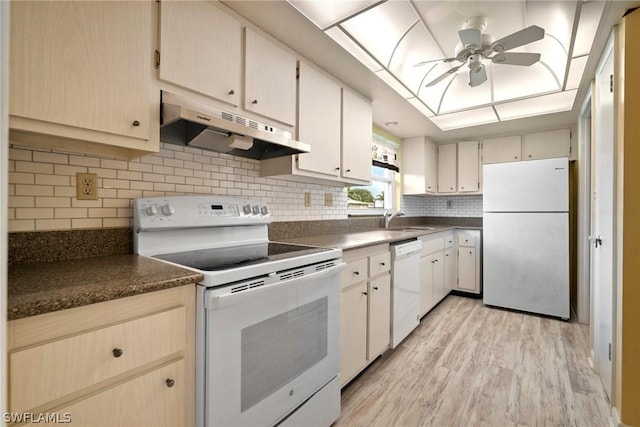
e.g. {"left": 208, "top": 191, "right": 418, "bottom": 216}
{"left": 444, "top": 233, "right": 455, "bottom": 248}
{"left": 29, "top": 359, "right": 186, "bottom": 427}
{"left": 458, "top": 232, "right": 476, "bottom": 247}
{"left": 369, "top": 252, "right": 390, "bottom": 276}
{"left": 342, "top": 258, "right": 367, "bottom": 288}
{"left": 420, "top": 236, "right": 444, "bottom": 255}
{"left": 10, "top": 306, "right": 186, "bottom": 413}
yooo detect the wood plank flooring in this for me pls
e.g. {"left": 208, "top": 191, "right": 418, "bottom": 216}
{"left": 336, "top": 296, "right": 611, "bottom": 427}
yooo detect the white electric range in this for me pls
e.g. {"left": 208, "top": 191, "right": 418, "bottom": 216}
{"left": 134, "top": 195, "right": 344, "bottom": 427}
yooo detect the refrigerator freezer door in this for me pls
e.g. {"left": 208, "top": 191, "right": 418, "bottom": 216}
{"left": 483, "top": 158, "right": 568, "bottom": 212}
{"left": 483, "top": 212, "right": 569, "bottom": 318}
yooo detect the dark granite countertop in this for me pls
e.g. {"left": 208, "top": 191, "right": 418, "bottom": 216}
{"left": 277, "top": 225, "right": 482, "bottom": 251}
{"left": 8, "top": 255, "right": 203, "bottom": 321}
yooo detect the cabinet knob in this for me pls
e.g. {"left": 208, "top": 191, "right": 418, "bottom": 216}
{"left": 528, "top": 154, "right": 532, "bottom": 158}
{"left": 165, "top": 378, "right": 175, "bottom": 388}
{"left": 380, "top": 262, "right": 386, "bottom": 266}
{"left": 112, "top": 348, "right": 123, "bottom": 358}
{"left": 373, "top": 286, "right": 379, "bottom": 290}
{"left": 228, "top": 90, "right": 235, "bottom": 95}
{"left": 450, "top": 187, "right": 454, "bottom": 190}
{"left": 362, "top": 291, "right": 368, "bottom": 296}
{"left": 353, "top": 271, "right": 360, "bottom": 275}
{"left": 446, "top": 254, "right": 449, "bottom": 257}
{"left": 132, "top": 120, "right": 140, "bottom": 127}
{"left": 335, "top": 167, "right": 340, "bottom": 171}
{"left": 252, "top": 99, "right": 258, "bottom": 104}
{"left": 427, "top": 186, "right": 432, "bottom": 189}
{"left": 346, "top": 169, "right": 351, "bottom": 173}
{"left": 469, "top": 251, "right": 472, "bottom": 254}
{"left": 515, "top": 156, "right": 518, "bottom": 159}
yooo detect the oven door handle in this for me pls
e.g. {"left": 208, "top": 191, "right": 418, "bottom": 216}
{"left": 207, "top": 262, "right": 345, "bottom": 308}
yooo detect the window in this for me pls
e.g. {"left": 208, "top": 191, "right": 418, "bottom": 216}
{"left": 347, "top": 132, "right": 399, "bottom": 215}
{"left": 348, "top": 165, "right": 394, "bottom": 215}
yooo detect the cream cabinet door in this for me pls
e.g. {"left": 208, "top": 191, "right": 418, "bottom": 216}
{"left": 341, "top": 88, "right": 373, "bottom": 183}
{"left": 159, "top": 1, "right": 241, "bottom": 106}
{"left": 482, "top": 135, "right": 522, "bottom": 164}
{"left": 432, "top": 252, "right": 445, "bottom": 303}
{"left": 401, "top": 137, "right": 436, "bottom": 194}
{"left": 297, "top": 62, "right": 341, "bottom": 177}
{"left": 420, "top": 254, "right": 435, "bottom": 316}
{"left": 443, "top": 247, "right": 457, "bottom": 294}
{"left": 523, "top": 129, "right": 570, "bottom": 160}
{"left": 457, "top": 140, "right": 479, "bottom": 193}
{"left": 340, "top": 282, "right": 368, "bottom": 385}
{"left": 30, "top": 360, "right": 185, "bottom": 427}
{"left": 457, "top": 247, "right": 477, "bottom": 292}
{"left": 244, "top": 28, "right": 296, "bottom": 126}
{"left": 437, "top": 143, "right": 457, "bottom": 193}
{"left": 10, "top": 1, "right": 151, "bottom": 140}
{"left": 367, "top": 275, "right": 391, "bottom": 359}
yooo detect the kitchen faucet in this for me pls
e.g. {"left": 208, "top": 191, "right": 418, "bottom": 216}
{"left": 384, "top": 209, "right": 405, "bottom": 228}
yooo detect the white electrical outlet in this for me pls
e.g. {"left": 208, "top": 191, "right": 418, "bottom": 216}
{"left": 76, "top": 173, "right": 98, "bottom": 200}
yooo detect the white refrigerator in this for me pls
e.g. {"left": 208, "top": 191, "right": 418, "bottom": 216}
{"left": 483, "top": 157, "right": 569, "bottom": 319}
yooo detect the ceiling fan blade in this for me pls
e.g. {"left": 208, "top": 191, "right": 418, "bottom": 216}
{"left": 469, "top": 64, "right": 487, "bottom": 87}
{"left": 491, "top": 25, "right": 545, "bottom": 52}
{"left": 425, "top": 63, "right": 464, "bottom": 87}
{"left": 414, "top": 57, "right": 458, "bottom": 67}
{"left": 492, "top": 52, "right": 541, "bottom": 66}
{"left": 458, "top": 28, "right": 482, "bottom": 48}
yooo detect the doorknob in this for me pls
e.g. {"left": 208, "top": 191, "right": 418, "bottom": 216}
{"left": 588, "top": 235, "right": 603, "bottom": 248}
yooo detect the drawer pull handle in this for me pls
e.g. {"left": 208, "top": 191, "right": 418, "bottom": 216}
{"left": 252, "top": 99, "right": 258, "bottom": 104}
{"left": 362, "top": 291, "right": 368, "bottom": 296}
{"left": 228, "top": 89, "right": 235, "bottom": 95}
{"left": 112, "top": 348, "right": 123, "bottom": 358}
{"left": 373, "top": 286, "right": 379, "bottom": 290}
{"left": 354, "top": 271, "right": 360, "bottom": 275}
{"left": 132, "top": 120, "right": 140, "bottom": 127}
{"left": 165, "top": 378, "right": 175, "bottom": 388}
{"left": 380, "top": 262, "right": 386, "bottom": 266}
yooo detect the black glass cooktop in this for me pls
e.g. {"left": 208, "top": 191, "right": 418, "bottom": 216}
{"left": 154, "top": 242, "right": 331, "bottom": 271}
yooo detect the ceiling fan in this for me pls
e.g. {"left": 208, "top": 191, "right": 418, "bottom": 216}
{"left": 418, "top": 17, "right": 545, "bottom": 88}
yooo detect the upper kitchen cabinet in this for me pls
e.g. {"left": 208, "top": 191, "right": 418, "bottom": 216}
{"left": 457, "top": 140, "right": 480, "bottom": 193}
{"left": 296, "top": 62, "right": 342, "bottom": 178}
{"left": 523, "top": 129, "right": 571, "bottom": 160}
{"left": 244, "top": 28, "right": 297, "bottom": 126}
{"left": 9, "top": 1, "right": 157, "bottom": 159}
{"left": 261, "top": 64, "right": 372, "bottom": 186}
{"left": 437, "top": 143, "right": 457, "bottom": 193}
{"left": 482, "top": 135, "right": 522, "bottom": 164}
{"left": 341, "top": 88, "right": 373, "bottom": 183}
{"left": 401, "top": 136, "right": 437, "bottom": 195}
{"left": 159, "top": 1, "right": 241, "bottom": 106}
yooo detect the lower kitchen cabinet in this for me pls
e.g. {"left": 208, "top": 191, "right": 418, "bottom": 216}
{"left": 444, "top": 246, "right": 457, "bottom": 294}
{"left": 419, "top": 234, "right": 446, "bottom": 316}
{"left": 456, "top": 230, "right": 482, "bottom": 294}
{"left": 340, "top": 244, "right": 390, "bottom": 386}
{"left": 367, "top": 274, "right": 391, "bottom": 359}
{"left": 6, "top": 286, "right": 195, "bottom": 426}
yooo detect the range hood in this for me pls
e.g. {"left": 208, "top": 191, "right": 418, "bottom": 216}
{"left": 160, "top": 91, "right": 310, "bottom": 160}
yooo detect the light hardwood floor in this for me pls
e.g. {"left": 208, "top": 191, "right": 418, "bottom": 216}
{"left": 336, "top": 296, "right": 611, "bottom": 427}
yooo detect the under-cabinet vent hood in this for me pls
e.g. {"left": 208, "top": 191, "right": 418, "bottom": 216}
{"left": 160, "top": 91, "right": 310, "bottom": 160}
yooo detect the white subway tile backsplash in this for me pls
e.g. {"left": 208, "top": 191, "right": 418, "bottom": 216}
{"left": 8, "top": 142, "right": 349, "bottom": 231}
{"left": 400, "top": 194, "right": 483, "bottom": 217}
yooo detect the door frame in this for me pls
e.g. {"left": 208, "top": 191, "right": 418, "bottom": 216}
{"left": 577, "top": 84, "right": 592, "bottom": 325}
{"left": 1, "top": 0, "right": 10, "bottom": 418}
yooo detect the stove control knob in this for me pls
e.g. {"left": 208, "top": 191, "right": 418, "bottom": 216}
{"left": 161, "top": 203, "right": 175, "bottom": 216}
{"left": 252, "top": 205, "right": 260, "bottom": 215}
{"left": 243, "top": 204, "right": 252, "bottom": 215}
{"left": 145, "top": 205, "right": 158, "bottom": 216}
{"left": 261, "top": 206, "right": 269, "bottom": 215}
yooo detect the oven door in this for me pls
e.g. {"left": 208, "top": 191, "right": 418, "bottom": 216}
{"left": 204, "top": 261, "right": 344, "bottom": 426}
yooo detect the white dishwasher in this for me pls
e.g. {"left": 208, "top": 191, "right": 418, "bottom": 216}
{"left": 390, "top": 239, "right": 422, "bottom": 348}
